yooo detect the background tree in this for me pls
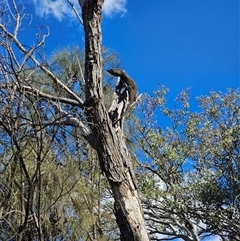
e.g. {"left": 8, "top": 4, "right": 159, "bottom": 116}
{"left": 132, "top": 87, "right": 240, "bottom": 240}
{"left": 0, "top": 44, "right": 120, "bottom": 240}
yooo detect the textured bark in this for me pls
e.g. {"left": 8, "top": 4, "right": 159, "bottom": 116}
{"left": 81, "top": 0, "right": 150, "bottom": 240}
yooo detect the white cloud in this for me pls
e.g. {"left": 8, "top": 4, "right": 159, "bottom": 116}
{"left": 31, "top": 0, "right": 127, "bottom": 21}
{"left": 32, "top": 0, "right": 79, "bottom": 21}
{"left": 102, "top": 0, "right": 127, "bottom": 17}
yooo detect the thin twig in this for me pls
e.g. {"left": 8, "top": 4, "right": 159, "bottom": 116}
{"left": 67, "top": 0, "right": 83, "bottom": 25}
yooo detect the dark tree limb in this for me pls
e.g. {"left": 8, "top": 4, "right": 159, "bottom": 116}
{"left": 107, "top": 68, "right": 137, "bottom": 129}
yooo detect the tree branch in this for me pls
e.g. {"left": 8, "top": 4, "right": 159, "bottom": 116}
{"left": 0, "top": 23, "right": 84, "bottom": 107}
{"left": 107, "top": 68, "right": 138, "bottom": 129}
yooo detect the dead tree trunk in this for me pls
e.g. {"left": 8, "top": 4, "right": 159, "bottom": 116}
{"left": 80, "top": 0, "right": 150, "bottom": 240}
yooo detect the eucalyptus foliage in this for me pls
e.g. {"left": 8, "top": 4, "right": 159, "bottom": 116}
{"left": 134, "top": 88, "right": 240, "bottom": 241}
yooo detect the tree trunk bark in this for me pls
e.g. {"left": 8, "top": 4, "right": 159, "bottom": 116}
{"left": 81, "top": 0, "right": 150, "bottom": 240}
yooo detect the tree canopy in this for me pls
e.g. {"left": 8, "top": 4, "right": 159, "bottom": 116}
{"left": 134, "top": 88, "right": 240, "bottom": 240}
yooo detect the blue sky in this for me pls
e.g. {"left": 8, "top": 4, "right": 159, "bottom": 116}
{"left": 102, "top": 1, "right": 239, "bottom": 97}
{"left": 21, "top": 0, "right": 239, "bottom": 106}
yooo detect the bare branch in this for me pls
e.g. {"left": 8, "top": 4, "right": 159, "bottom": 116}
{"left": 0, "top": 19, "right": 84, "bottom": 106}
{"left": 50, "top": 101, "right": 96, "bottom": 148}
{"left": 67, "top": 0, "right": 83, "bottom": 25}
{"left": 21, "top": 85, "right": 83, "bottom": 107}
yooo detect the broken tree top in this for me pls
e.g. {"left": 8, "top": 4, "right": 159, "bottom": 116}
{"left": 107, "top": 68, "right": 137, "bottom": 128}
{"left": 107, "top": 68, "right": 137, "bottom": 105}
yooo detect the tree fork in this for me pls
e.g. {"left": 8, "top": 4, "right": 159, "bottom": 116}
{"left": 80, "top": 0, "right": 150, "bottom": 240}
